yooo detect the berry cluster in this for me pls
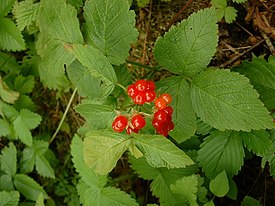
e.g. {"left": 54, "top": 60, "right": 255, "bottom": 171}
{"left": 112, "top": 114, "right": 146, "bottom": 134}
{"left": 112, "top": 80, "right": 174, "bottom": 137}
{"left": 152, "top": 94, "right": 174, "bottom": 136}
{"left": 127, "top": 80, "right": 156, "bottom": 104}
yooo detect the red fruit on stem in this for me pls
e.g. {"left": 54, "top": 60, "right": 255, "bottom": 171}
{"left": 167, "top": 121, "right": 175, "bottom": 131}
{"left": 160, "top": 93, "right": 172, "bottom": 104}
{"left": 145, "top": 90, "right": 156, "bottom": 102}
{"left": 164, "top": 106, "right": 173, "bottom": 116}
{"left": 131, "top": 114, "right": 146, "bottom": 129}
{"left": 146, "top": 80, "right": 156, "bottom": 91}
{"left": 127, "top": 84, "right": 138, "bottom": 98}
{"left": 153, "top": 110, "right": 167, "bottom": 123}
{"left": 135, "top": 80, "right": 148, "bottom": 92}
{"left": 133, "top": 92, "right": 146, "bottom": 104}
{"left": 112, "top": 115, "right": 128, "bottom": 132}
{"left": 154, "top": 98, "right": 167, "bottom": 110}
{"left": 126, "top": 126, "right": 139, "bottom": 134}
{"left": 152, "top": 118, "right": 164, "bottom": 130}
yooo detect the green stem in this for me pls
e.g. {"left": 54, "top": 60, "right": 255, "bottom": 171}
{"left": 49, "top": 87, "right": 78, "bottom": 144}
{"left": 116, "top": 82, "right": 127, "bottom": 92}
{"left": 126, "top": 59, "right": 161, "bottom": 70}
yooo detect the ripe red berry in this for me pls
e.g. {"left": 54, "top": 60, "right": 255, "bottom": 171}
{"left": 152, "top": 118, "right": 164, "bottom": 130}
{"left": 131, "top": 114, "right": 146, "bottom": 130}
{"left": 146, "top": 80, "right": 156, "bottom": 91}
{"left": 154, "top": 97, "right": 167, "bottom": 110}
{"left": 133, "top": 92, "right": 146, "bottom": 105}
{"left": 163, "top": 106, "right": 173, "bottom": 116}
{"left": 126, "top": 126, "right": 139, "bottom": 134}
{"left": 160, "top": 93, "right": 172, "bottom": 104}
{"left": 167, "top": 121, "right": 174, "bottom": 131}
{"left": 145, "top": 90, "right": 156, "bottom": 102}
{"left": 112, "top": 115, "right": 128, "bottom": 132}
{"left": 127, "top": 84, "right": 138, "bottom": 98}
{"left": 135, "top": 80, "right": 148, "bottom": 92}
{"left": 153, "top": 110, "right": 167, "bottom": 123}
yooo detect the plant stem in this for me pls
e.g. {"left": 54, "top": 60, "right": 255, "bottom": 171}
{"left": 126, "top": 59, "right": 161, "bottom": 70}
{"left": 116, "top": 82, "right": 127, "bottom": 92}
{"left": 49, "top": 87, "right": 78, "bottom": 144}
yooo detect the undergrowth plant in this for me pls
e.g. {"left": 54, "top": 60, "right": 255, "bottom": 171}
{"left": 0, "top": 0, "right": 274, "bottom": 205}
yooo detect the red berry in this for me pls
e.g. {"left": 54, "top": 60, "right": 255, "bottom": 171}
{"left": 133, "top": 92, "right": 146, "bottom": 104}
{"left": 167, "top": 121, "right": 174, "bottom": 131}
{"left": 112, "top": 116, "right": 128, "bottom": 132}
{"left": 146, "top": 80, "right": 156, "bottom": 91}
{"left": 154, "top": 110, "right": 167, "bottom": 123}
{"left": 160, "top": 93, "right": 172, "bottom": 104}
{"left": 156, "top": 126, "right": 169, "bottom": 137}
{"left": 164, "top": 106, "right": 173, "bottom": 116}
{"left": 131, "top": 114, "right": 146, "bottom": 129}
{"left": 154, "top": 98, "right": 167, "bottom": 110}
{"left": 126, "top": 127, "right": 139, "bottom": 134}
{"left": 152, "top": 118, "right": 164, "bottom": 130}
{"left": 127, "top": 84, "right": 138, "bottom": 98}
{"left": 145, "top": 90, "right": 156, "bottom": 102}
{"left": 135, "top": 80, "right": 148, "bottom": 92}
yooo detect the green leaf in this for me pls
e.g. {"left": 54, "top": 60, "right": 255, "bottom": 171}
{"left": 170, "top": 175, "right": 199, "bottom": 206}
{"left": 0, "top": 174, "right": 14, "bottom": 190}
{"left": 67, "top": 0, "right": 84, "bottom": 9}
{"left": 156, "top": 76, "right": 196, "bottom": 143}
{"left": 0, "top": 142, "right": 17, "bottom": 176}
{"left": 74, "top": 102, "right": 115, "bottom": 129}
{"left": 209, "top": 170, "right": 229, "bottom": 197}
{"left": 83, "top": 0, "right": 138, "bottom": 65}
{"left": 129, "top": 155, "right": 198, "bottom": 205}
{"left": 14, "top": 75, "right": 34, "bottom": 94}
{"left": 0, "top": 18, "right": 25, "bottom": 51}
{"left": 13, "top": 174, "right": 48, "bottom": 201}
{"left": 0, "top": 118, "right": 11, "bottom": 136}
{"left": 0, "top": 0, "right": 16, "bottom": 18}
{"left": 154, "top": 8, "right": 218, "bottom": 77}
{"left": 197, "top": 130, "right": 245, "bottom": 179}
{"left": 0, "top": 77, "right": 19, "bottom": 104}
{"left": 241, "top": 130, "right": 272, "bottom": 156}
{"left": 12, "top": 0, "right": 40, "bottom": 31}
{"left": 35, "top": 155, "right": 55, "bottom": 178}
{"left": 0, "top": 100, "right": 19, "bottom": 120}
{"left": 254, "top": 85, "right": 275, "bottom": 110}
{"left": 224, "top": 6, "right": 237, "bottom": 24}
{"left": 232, "top": 0, "right": 247, "bottom": 3}
{"left": 211, "top": 0, "right": 227, "bottom": 8}
{"left": 14, "top": 94, "right": 35, "bottom": 111}
{"left": 38, "top": 0, "right": 83, "bottom": 43}
{"left": 35, "top": 193, "right": 45, "bottom": 206}
{"left": 20, "top": 146, "right": 35, "bottom": 173}
{"left": 196, "top": 118, "right": 214, "bottom": 135}
{"left": 13, "top": 109, "right": 42, "bottom": 146}
{"left": 0, "top": 51, "right": 20, "bottom": 74}
{"left": 227, "top": 178, "right": 238, "bottom": 200}
{"left": 0, "top": 191, "right": 20, "bottom": 206}
{"left": 191, "top": 69, "right": 274, "bottom": 131}
{"left": 261, "top": 130, "right": 275, "bottom": 177}
{"left": 83, "top": 131, "right": 131, "bottom": 175}
{"left": 134, "top": 134, "right": 194, "bottom": 169}
{"left": 241, "top": 196, "right": 261, "bottom": 206}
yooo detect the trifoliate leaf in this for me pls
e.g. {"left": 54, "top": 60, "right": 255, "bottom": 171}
{"left": 12, "top": 0, "right": 40, "bottom": 31}
{"left": 74, "top": 102, "right": 115, "bottom": 130}
{"left": 170, "top": 175, "right": 199, "bottom": 206}
{"left": 224, "top": 6, "right": 237, "bottom": 24}
{"left": 38, "top": 0, "right": 83, "bottom": 43}
{"left": 0, "top": 0, "right": 16, "bottom": 18}
{"left": 0, "top": 191, "right": 20, "bottom": 206}
{"left": 154, "top": 8, "right": 218, "bottom": 77}
{"left": 83, "top": 0, "right": 138, "bottom": 65}
{"left": 13, "top": 174, "right": 48, "bottom": 201}
{"left": 0, "top": 118, "right": 11, "bottom": 136}
{"left": 134, "top": 134, "right": 194, "bottom": 169}
{"left": 83, "top": 131, "right": 131, "bottom": 175}
{"left": 191, "top": 69, "right": 274, "bottom": 131}
{"left": 129, "top": 155, "right": 198, "bottom": 205}
{"left": 209, "top": 170, "right": 229, "bottom": 197}
{"left": 241, "top": 130, "right": 272, "bottom": 156}
{"left": 241, "top": 196, "right": 261, "bottom": 206}
{"left": 0, "top": 142, "right": 17, "bottom": 176}
{"left": 0, "top": 18, "right": 25, "bottom": 51}
{"left": 14, "top": 75, "right": 34, "bottom": 94}
{"left": 0, "top": 76, "right": 19, "bottom": 104}
{"left": 198, "top": 130, "right": 245, "bottom": 179}
{"left": 156, "top": 76, "right": 196, "bottom": 143}
{"left": 14, "top": 94, "right": 35, "bottom": 111}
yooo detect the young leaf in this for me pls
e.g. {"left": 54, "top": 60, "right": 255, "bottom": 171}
{"left": 191, "top": 69, "right": 274, "bottom": 131}
{"left": 241, "top": 130, "right": 272, "bottom": 156}
{"left": 74, "top": 102, "right": 115, "bottom": 130}
{"left": 0, "top": 142, "right": 17, "bottom": 177}
{"left": 0, "top": 76, "right": 19, "bottom": 104}
{"left": 154, "top": 7, "right": 218, "bottom": 77}
{"left": 170, "top": 175, "right": 199, "bottom": 206}
{"left": 83, "top": 0, "right": 138, "bottom": 65}
{"left": 0, "top": 0, "right": 16, "bottom": 18}
{"left": 83, "top": 131, "right": 132, "bottom": 175}
{"left": 198, "top": 130, "right": 245, "bottom": 179}
{"left": 0, "top": 191, "right": 20, "bottom": 206}
{"left": 156, "top": 76, "right": 196, "bottom": 143}
{"left": 13, "top": 174, "right": 48, "bottom": 201}
{"left": 38, "top": 0, "right": 83, "bottom": 43}
{"left": 209, "top": 170, "right": 229, "bottom": 197}
{"left": 241, "top": 196, "right": 261, "bottom": 206}
{"left": 13, "top": 0, "right": 40, "bottom": 31}
{"left": 134, "top": 134, "right": 194, "bottom": 169}
{"left": 224, "top": 6, "right": 237, "bottom": 24}
{"left": 0, "top": 18, "right": 25, "bottom": 51}
{"left": 129, "top": 155, "right": 198, "bottom": 205}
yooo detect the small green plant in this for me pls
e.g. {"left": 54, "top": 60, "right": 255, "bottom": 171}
{"left": 0, "top": 0, "right": 274, "bottom": 205}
